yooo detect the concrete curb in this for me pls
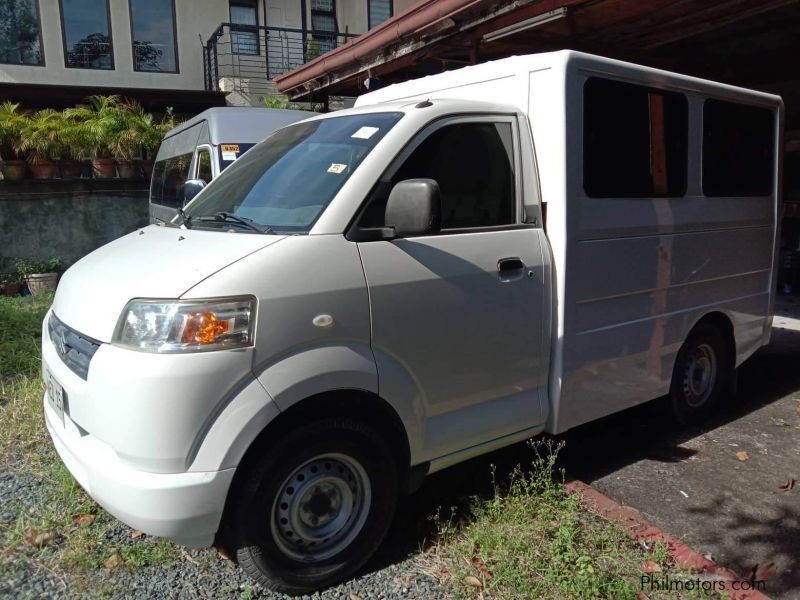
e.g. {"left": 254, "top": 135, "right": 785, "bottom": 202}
{"left": 565, "top": 480, "right": 772, "bottom": 600}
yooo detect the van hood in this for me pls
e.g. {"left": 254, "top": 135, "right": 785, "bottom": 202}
{"left": 51, "top": 225, "right": 285, "bottom": 342}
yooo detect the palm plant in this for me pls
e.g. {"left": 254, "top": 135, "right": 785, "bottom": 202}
{"left": 15, "top": 109, "right": 64, "bottom": 178}
{"left": 64, "top": 95, "right": 124, "bottom": 177}
{"left": 16, "top": 109, "right": 64, "bottom": 163}
{"left": 0, "top": 102, "right": 29, "bottom": 180}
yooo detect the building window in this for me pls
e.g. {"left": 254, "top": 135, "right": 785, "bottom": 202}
{"left": 230, "top": 0, "right": 258, "bottom": 56}
{"left": 368, "top": 0, "right": 392, "bottom": 29}
{"left": 0, "top": 0, "right": 44, "bottom": 66}
{"left": 583, "top": 77, "right": 688, "bottom": 198}
{"left": 129, "top": 0, "right": 178, "bottom": 72}
{"left": 703, "top": 100, "right": 775, "bottom": 197}
{"left": 311, "top": 0, "right": 337, "bottom": 53}
{"left": 60, "top": 0, "right": 114, "bottom": 69}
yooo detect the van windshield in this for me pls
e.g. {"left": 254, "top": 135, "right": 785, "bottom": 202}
{"left": 183, "top": 112, "right": 403, "bottom": 233}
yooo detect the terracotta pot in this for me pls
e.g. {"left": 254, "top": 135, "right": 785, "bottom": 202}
{"left": 0, "top": 281, "right": 21, "bottom": 297}
{"left": 1, "top": 159, "right": 27, "bottom": 181}
{"left": 116, "top": 159, "right": 139, "bottom": 179}
{"left": 25, "top": 272, "right": 59, "bottom": 295}
{"left": 91, "top": 158, "right": 116, "bottom": 178}
{"left": 141, "top": 159, "right": 154, "bottom": 179}
{"left": 58, "top": 159, "right": 83, "bottom": 179}
{"left": 30, "top": 159, "right": 56, "bottom": 180}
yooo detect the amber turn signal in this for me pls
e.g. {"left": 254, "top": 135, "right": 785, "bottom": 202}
{"left": 182, "top": 311, "right": 229, "bottom": 344}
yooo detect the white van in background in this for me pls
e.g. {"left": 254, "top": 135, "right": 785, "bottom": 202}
{"left": 149, "top": 107, "right": 309, "bottom": 224}
{"left": 42, "top": 51, "right": 782, "bottom": 594}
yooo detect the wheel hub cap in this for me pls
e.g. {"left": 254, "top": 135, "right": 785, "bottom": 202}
{"left": 271, "top": 453, "right": 371, "bottom": 562}
{"left": 682, "top": 342, "right": 717, "bottom": 408}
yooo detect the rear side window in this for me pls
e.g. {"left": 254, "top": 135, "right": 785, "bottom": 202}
{"left": 583, "top": 78, "right": 688, "bottom": 198}
{"left": 703, "top": 100, "right": 775, "bottom": 197}
{"left": 150, "top": 152, "right": 192, "bottom": 208}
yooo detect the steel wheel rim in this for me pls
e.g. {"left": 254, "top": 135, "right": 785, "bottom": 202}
{"left": 682, "top": 342, "right": 717, "bottom": 408}
{"left": 271, "top": 453, "right": 371, "bottom": 562}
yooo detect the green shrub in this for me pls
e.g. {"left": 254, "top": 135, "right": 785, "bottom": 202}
{"left": 15, "top": 257, "right": 65, "bottom": 276}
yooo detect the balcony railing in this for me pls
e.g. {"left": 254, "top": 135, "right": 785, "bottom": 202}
{"left": 203, "top": 23, "right": 358, "bottom": 100}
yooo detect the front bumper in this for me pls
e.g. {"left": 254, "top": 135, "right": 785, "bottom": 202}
{"left": 45, "top": 397, "right": 234, "bottom": 547}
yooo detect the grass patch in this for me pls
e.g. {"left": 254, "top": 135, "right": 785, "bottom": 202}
{"left": 433, "top": 440, "right": 725, "bottom": 600}
{"left": 0, "top": 294, "right": 178, "bottom": 596}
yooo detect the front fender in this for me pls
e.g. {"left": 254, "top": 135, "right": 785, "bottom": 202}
{"left": 257, "top": 343, "right": 378, "bottom": 409}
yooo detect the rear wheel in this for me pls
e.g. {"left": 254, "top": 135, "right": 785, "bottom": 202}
{"left": 229, "top": 418, "right": 398, "bottom": 596}
{"left": 669, "top": 323, "right": 730, "bottom": 425}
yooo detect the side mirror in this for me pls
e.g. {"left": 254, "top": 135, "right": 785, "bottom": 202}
{"left": 384, "top": 178, "right": 441, "bottom": 237}
{"left": 182, "top": 179, "right": 206, "bottom": 206}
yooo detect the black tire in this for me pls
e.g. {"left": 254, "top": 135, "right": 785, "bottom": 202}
{"left": 229, "top": 417, "right": 398, "bottom": 596}
{"left": 669, "top": 323, "right": 730, "bottom": 425}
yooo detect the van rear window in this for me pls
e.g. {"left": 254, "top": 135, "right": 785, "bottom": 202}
{"left": 702, "top": 100, "right": 775, "bottom": 197}
{"left": 583, "top": 78, "right": 688, "bottom": 198}
{"left": 150, "top": 152, "right": 193, "bottom": 208}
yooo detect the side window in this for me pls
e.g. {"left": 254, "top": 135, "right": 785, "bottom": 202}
{"left": 196, "top": 147, "right": 212, "bottom": 183}
{"left": 703, "top": 100, "right": 774, "bottom": 197}
{"left": 362, "top": 121, "right": 516, "bottom": 230}
{"left": 150, "top": 152, "right": 192, "bottom": 208}
{"left": 583, "top": 78, "right": 688, "bottom": 198}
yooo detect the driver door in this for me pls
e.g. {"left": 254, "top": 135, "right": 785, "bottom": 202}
{"left": 355, "top": 115, "right": 548, "bottom": 461}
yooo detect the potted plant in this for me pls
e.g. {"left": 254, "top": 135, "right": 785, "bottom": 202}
{"left": 140, "top": 106, "right": 175, "bottom": 179}
{"left": 57, "top": 116, "right": 86, "bottom": 179}
{"left": 0, "top": 272, "right": 22, "bottom": 297}
{"left": 15, "top": 257, "right": 64, "bottom": 295}
{"left": 110, "top": 100, "right": 150, "bottom": 179}
{"left": 65, "top": 95, "right": 123, "bottom": 179}
{"left": 16, "top": 109, "right": 62, "bottom": 179}
{"left": 0, "top": 102, "right": 28, "bottom": 181}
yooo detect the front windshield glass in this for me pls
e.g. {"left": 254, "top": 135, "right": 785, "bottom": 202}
{"left": 183, "top": 112, "right": 403, "bottom": 233}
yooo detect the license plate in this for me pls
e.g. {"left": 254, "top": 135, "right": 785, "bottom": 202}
{"left": 45, "top": 370, "right": 66, "bottom": 425}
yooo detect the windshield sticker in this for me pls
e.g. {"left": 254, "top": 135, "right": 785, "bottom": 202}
{"left": 351, "top": 126, "right": 379, "bottom": 140}
{"left": 327, "top": 163, "right": 348, "bottom": 174}
{"left": 221, "top": 144, "right": 240, "bottom": 162}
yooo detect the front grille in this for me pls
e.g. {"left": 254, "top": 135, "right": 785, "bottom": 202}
{"left": 48, "top": 313, "right": 101, "bottom": 380}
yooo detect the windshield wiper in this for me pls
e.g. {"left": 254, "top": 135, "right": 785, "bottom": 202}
{"left": 192, "top": 212, "right": 272, "bottom": 234}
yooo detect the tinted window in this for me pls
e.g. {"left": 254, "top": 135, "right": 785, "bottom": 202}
{"left": 151, "top": 152, "right": 192, "bottom": 208}
{"left": 0, "top": 0, "right": 43, "bottom": 66}
{"left": 130, "top": 0, "right": 177, "bottom": 72}
{"left": 230, "top": 0, "right": 258, "bottom": 55}
{"left": 361, "top": 122, "right": 515, "bottom": 230}
{"left": 184, "top": 113, "right": 402, "bottom": 232}
{"left": 311, "top": 0, "right": 336, "bottom": 53}
{"left": 369, "top": 0, "right": 392, "bottom": 28}
{"left": 60, "top": 0, "right": 113, "bottom": 69}
{"left": 584, "top": 78, "right": 688, "bottom": 198}
{"left": 703, "top": 100, "right": 775, "bottom": 197}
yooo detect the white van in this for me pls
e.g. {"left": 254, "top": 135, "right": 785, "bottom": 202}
{"left": 149, "top": 107, "right": 309, "bottom": 225}
{"left": 42, "top": 51, "right": 781, "bottom": 594}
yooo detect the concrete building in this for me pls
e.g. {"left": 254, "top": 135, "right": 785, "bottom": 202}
{"left": 0, "top": 0, "right": 415, "bottom": 110}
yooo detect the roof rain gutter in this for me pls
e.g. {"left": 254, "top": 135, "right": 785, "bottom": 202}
{"left": 275, "top": 0, "right": 487, "bottom": 95}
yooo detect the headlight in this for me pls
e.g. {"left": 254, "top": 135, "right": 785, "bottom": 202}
{"left": 113, "top": 297, "right": 256, "bottom": 353}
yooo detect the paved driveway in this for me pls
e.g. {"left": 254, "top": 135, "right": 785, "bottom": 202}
{"left": 557, "top": 296, "right": 800, "bottom": 599}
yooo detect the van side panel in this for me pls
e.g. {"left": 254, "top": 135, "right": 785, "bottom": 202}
{"left": 551, "top": 60, "right": 780, "bottom": 433}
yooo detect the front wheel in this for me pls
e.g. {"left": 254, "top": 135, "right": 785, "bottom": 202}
{"left": 229, "top": 418, "right": 398, "bottom": 596}
{"left": 669, "top": 323, "right": 730, "bottom": 425}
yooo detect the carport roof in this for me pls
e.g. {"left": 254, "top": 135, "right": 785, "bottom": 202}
{"left": 275, "top": 0, "right": 800, "bottom": 133}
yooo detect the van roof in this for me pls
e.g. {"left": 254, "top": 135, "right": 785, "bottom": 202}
{"left": 164, "top": 107, "right": 311, "bottom": 145}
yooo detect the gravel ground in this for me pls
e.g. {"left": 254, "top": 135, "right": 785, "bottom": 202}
{"left": 0, "top": 457, "right": 450, "bottom": 600}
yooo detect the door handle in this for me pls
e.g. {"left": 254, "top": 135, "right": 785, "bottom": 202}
{"left": 497, "top": 257, "right": 524, "bottom": 276}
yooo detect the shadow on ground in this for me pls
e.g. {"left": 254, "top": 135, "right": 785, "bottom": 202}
{"left": 364, "top": 301, "right": 800, "bottom": 598}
